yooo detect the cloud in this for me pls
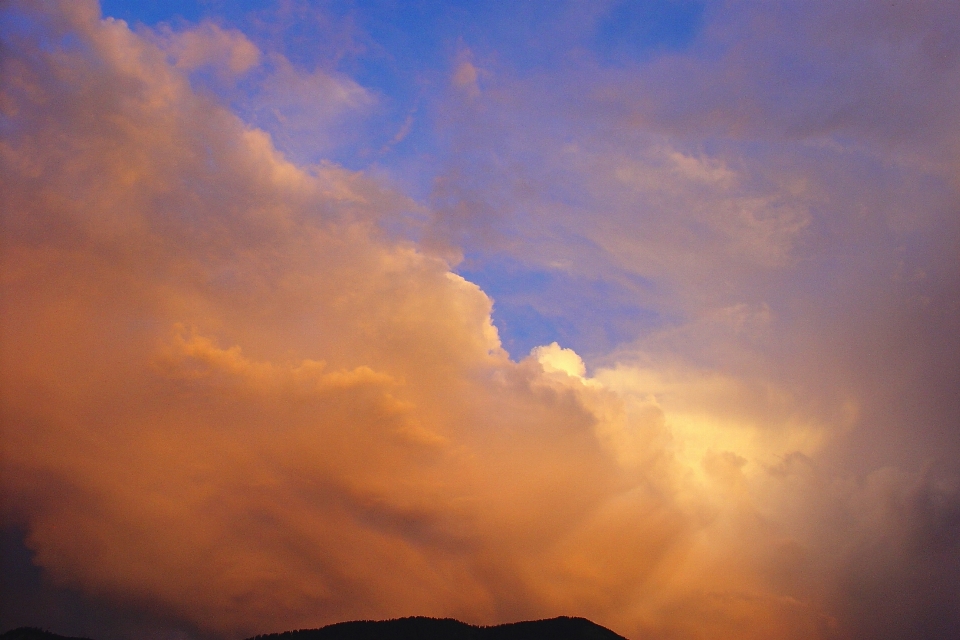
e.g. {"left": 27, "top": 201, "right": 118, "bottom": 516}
{"left": 138, "top": 13, "right": 376, "bottom": 165}
{"left": 421, "top": 0, "right": 960, "bottom": 635}
{"left": 453, "top": 61, "right": 481, "bottom": 99}
{"left": 532, "top": 342, "right": 588, "bottom": 378}
{"left": 0, "top": 2, "right": 657, "bottom": 635}
{"left": 239, "top": 54, "right": 374, "bottom": 162}
{"left": 451, "top": 47, "right": 490, "bottom": 101}
{"left": 156, "top": 21, "right": 261, "bottom": 79}
{"left": 2, "top": 2, "right": 960, "bottom": 640}
{"left": 616, "top": 0, "right": 960, "bottom": 154}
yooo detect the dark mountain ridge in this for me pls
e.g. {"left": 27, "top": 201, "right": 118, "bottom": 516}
{"left": 2, "top": 616, "right": 628, "bottom": 640}
{"left": 0, "top": 630, "right": 94, "bottom": 640}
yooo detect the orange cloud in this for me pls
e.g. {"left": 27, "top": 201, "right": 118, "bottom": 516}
{"left": 3, "top": 3, "right": 958, "bottom": 640}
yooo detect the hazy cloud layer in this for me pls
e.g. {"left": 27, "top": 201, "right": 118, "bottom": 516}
{"left": 2, "top": 2, "right": 959, "bottom": 640}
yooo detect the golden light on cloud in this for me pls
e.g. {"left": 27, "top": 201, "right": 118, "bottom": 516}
{"left": 3, "top": 2, "right": 960, "bottom": 640}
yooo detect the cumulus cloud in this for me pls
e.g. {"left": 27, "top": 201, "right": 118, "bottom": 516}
{"left": 2, "top": 2, "right": 960, "bottom": 640}
{"left": 421, "top": 0, "right": 960, "bottom": 635}
{"left": 0, "top": 2, "right": 663, "bottom": 635}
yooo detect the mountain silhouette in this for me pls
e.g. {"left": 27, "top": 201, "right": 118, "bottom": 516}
{"left": 0, "top": 630, "right": 93, "bottom": 640}
{"left": 2, "top": 616, "right": 627, "bottom": 640}
{"left": 251, "top": 617, "right": 627, "bottom": 640}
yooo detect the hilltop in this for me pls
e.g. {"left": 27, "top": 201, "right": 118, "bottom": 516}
{"left": 2, "top": 616, "right": 628, "bottom": 640}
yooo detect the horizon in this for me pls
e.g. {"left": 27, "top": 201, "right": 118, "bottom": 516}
{"left": 3, "top": 614, "right": 626, "bottom": 640}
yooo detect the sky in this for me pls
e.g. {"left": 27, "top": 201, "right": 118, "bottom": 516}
{"left": 1, "top": 1, "right": 959, "bottom": 639}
